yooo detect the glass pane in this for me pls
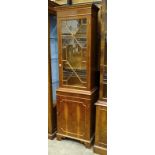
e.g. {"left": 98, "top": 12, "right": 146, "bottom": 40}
{"left": 51, "top": 59, "right": 59, "bottom": 83}
{"left": 61, "top": 18, "right": 87, "bottom": 88}
{"left": 50, "top": 38, "right": 58, "bottom": 60}
{"left": 50, "top": 15, "right": 59, "bottom": 105}
{"left": 50, "top": 16, "right": 57, "bottom": 38}
{"left": 52, "top": 81, "right": 59, "bottom": 105}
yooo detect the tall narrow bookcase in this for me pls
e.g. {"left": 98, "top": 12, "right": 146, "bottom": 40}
{"left": 55, "top": 3, "right": 99, "bottom": 147}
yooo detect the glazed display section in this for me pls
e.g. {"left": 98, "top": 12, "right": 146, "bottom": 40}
{"left": 50, "top": 15, "right": 59, "bottom": 105}
{"left": 61, "top": 18, "right": 87, "bottom": 88}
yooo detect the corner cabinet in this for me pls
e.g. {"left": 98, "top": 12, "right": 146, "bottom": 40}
{"left": 55, "top": 3, "right": 99, "bottom": 148}
{"left": 48, "top": 1, "right": 59, "bottom": 140}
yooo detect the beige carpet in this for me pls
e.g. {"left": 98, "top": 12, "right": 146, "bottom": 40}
{"left": 48, "top": 138, "right": 99, "bottom": 155}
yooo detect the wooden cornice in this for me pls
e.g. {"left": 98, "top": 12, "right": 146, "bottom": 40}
{"left": 48, "top": 0, "right": 59, "bottom": 7}
{"left": 48, "top": 0, "right": 59, "bottom": 14}
{"left": 55, "top": 2, "right": 99, "bottom": 12}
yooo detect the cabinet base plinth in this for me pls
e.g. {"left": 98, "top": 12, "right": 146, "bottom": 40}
{"left": 56, "top": 133, "right": 94, "bottom": 149}
{"left": 48, "top": 131, "right": 56, "bottom": 140}
{"left": 56, "top": 134, "right": 62, "bottom": 141}
{"left": 94, "top": 145, "right": 107, "bottom": 155}
{"left": 84, "top": 141, "right": 91, "bottom": 149}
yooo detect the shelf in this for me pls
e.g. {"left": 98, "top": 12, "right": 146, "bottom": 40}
{"left": 62, "top": 34, "right": 86, "bottom": 38}
{"left": 50, "top": 37, "right": 58, "bottom": 39}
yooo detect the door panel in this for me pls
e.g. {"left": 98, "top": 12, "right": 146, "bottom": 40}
{"left": 59, "top": 18, "right": 88, "bottom": 89}
{"left": 57, "top": 97, "right": 89, "bottom": 139}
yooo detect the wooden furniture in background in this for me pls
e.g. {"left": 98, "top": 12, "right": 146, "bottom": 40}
{"left": 55, "top": 3, "right": 99, "bottom": 148}
{"left": 94, "top": 100, "right": 107, "bottom": 155}
{"left": 48, "top": 1, "right": 59, "bottom": 140}
{"left": 94, "top": 1, "right": 107, "bottom": 154}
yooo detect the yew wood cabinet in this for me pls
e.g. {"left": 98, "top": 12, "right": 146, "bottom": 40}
{"left": 48, "top": 1, "right": 59, "bottom": 139}
{"left": 55, "top": 3, "right": 99, "bottom": 148}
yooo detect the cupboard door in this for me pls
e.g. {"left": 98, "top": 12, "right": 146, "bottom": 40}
{"left": 57, "top": 97, "right": 89, "bottom": 139}
{"left": 59, "top": 18, "right": 88, "bottom": 89}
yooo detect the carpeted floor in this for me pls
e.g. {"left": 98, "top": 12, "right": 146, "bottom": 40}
{"left": 48, "top": 138, "right": 99, "bottom": 155}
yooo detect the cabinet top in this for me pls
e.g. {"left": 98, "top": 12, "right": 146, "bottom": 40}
{"left": 48, "top": 0, "right": 59, "bottom": 7}
{"left": 55, "top": 3, "right": 99, "bottom": 12}
{"left": 48, "top": 0, "right": 59, "bottom": 14}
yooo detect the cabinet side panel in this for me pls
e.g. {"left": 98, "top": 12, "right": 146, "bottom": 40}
{"left": 95, "top": 105, "right": 107, "bottom": 148}
{"left": 90, "top": 9, "right": 99, "bottom": 90}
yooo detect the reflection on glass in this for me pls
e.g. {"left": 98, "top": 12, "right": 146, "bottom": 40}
{"left": 61, "top": 18, "right": 87, "bottom": 87}
{"left": 50, "top": 15, "right": 59, "bottom": 105}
